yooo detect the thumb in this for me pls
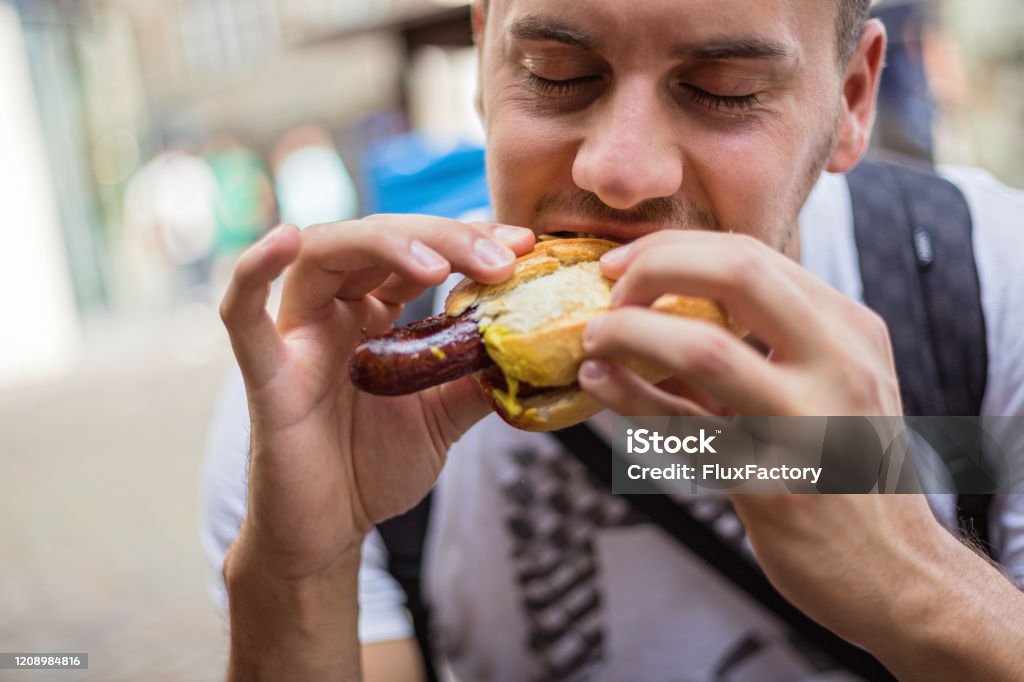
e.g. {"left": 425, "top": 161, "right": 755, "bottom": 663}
{"left": 431, "top": 375, "right": 493, "bottom": 444}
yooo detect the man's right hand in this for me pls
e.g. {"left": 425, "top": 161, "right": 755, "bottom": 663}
{"left": 218, "top": 216, "right": 535, "bottom": 679}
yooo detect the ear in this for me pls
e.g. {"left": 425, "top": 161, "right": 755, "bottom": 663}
{"left": 471, "top": 0, "right": 486, "bottom": 43}
{"left": 827, "top": 19, "right": 887, "bottom": 173}
{"left": 472, "top": 0, "right": 487, "bottom": 121}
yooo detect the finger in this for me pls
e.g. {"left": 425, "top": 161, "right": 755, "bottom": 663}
{"left": 601, "top": 235, "right": 819, "bottom": 362}
{"left": 655, "top": 376, "right": 732, "bottom": 416}
{"left": 220, "top": 225, "right": 301, "bottom": 388}
{"left": 368, "top": 272, "right": 430, "bottom": 306}
{"left": 429, "top": 374, "right": 494, "bottom": 443}
{"left": 335, "top": 267, "right": 391, "bottom": 301}
{"left": 583, "top": 308, "right": 788, "bottom": 415}
{"left": 364, "top": 223, "right": 539, "bottom": 305}
{"left": 602, "top": 230, "right": 840, "bottom": 302}
{"left": 362, "top": 295, "right": 404, "bottom": 336}
{"left": 578, "top": 360, "right": 713, "bottom": 416}
{"left": 283, "top": 218, "right": 534, "bottom": 326}
{"left": 312, "top": 218, "right": 534, "bottom": 286}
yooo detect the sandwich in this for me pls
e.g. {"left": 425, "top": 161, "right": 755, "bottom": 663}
{"left": 349, "top": 238, "right": 735, "bottom": 431}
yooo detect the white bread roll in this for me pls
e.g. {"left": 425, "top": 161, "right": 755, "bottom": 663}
{"left": 445, "top": 238, "right": 738, "bottom": 431}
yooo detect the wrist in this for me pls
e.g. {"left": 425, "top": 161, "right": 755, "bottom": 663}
{"left": 226, "top": 519, "right": 367, "bottom": 584}
{"left": 225, "top": 530, "right": 364, "bottom": 681}
{"left": 868, "top": 525, "right": 986, "bottom": 678}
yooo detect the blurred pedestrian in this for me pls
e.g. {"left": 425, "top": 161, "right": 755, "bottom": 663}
{"left": 122, "top": 145, "right": 218, "bottom": 305}
{"left": 270, "top": 125, "right": 359, "bottom": 229}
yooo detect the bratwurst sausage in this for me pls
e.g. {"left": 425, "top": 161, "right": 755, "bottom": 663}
{"left": 349, "top": 312, "right": 494, "bottom": 395}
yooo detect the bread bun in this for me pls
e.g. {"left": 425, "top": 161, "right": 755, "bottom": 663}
{"left": 445, "top": 238, "right": 738, "bottom": 432}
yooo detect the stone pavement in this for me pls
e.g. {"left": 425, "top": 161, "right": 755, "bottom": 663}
{"left": 0, "top": 317, "right": 234, "bottom": 681}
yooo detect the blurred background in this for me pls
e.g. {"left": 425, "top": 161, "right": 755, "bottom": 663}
{"left": 0, "top": 0, "right": 1020, "bottom": 679}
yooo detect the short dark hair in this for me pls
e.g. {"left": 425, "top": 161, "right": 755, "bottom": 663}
{"left": 478, "top": 0, "right": 872, "bottom": 66}
{"left": 836, "top": 0, "right": 872, "bottom": 65}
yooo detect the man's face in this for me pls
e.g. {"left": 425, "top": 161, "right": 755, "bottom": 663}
{"left": 477, "top": 0, "right": 849, "bottom": 254}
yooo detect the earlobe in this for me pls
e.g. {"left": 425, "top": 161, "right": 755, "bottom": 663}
{"left": 827, "top": 20, "right": 888, "bottom": 173}
{"left": 827, "top": 97, "right": 859, "bottom": 173}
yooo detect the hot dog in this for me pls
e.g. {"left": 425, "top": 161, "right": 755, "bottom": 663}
{"left": 349, "top": 238, "right": 739, "bottom": 431}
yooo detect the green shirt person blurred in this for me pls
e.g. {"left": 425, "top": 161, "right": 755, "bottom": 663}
{"left": 205, "top": 137, "right": 277, "bottom": 256}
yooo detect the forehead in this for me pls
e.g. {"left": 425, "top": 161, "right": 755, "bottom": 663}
{"left": 489, "top": 0, "right": 836, "bottom": 61}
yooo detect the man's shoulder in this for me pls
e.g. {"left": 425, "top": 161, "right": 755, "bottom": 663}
{"left": 938, "top": 165, "right": 1024, "bottom": 207}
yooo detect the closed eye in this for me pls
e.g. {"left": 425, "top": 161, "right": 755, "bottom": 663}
{"left": 683, "top": 84, "right": 761, "bottom": 112}
{"left": 525, "top": 73, "right": 603, "bottom": 96}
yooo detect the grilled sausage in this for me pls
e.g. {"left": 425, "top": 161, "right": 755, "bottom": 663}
{"left": 349, "top": 313, "right": 494, "bottom": 396}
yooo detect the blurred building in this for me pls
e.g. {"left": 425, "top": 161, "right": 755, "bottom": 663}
{"left": 940, "top": 0, "right": 1024, "bottom": 187}
{"left": 0, "top": 0, "right": 475, "bottom": 388}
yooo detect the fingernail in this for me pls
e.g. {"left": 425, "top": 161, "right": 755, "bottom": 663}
{"left": 580, "top": 360, "right": 609, "bottom": 383}
{"left": 410, "top": 240, "right": 448, "bottom": 270}
{"left": 475, "top": 238, "right": 515, "bottom": 267}
{"left": 583, "top": 315, "right": 605, "bottom": 348}
{"left": 601, "top": 243, "right": 632, "bottom": 265}
{"left": 492, "top": 225, "right": 533, "bottom": 243}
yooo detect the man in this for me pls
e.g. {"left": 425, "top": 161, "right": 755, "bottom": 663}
{"left": 203, "top": 0, "right": 1024, "bottom": 679}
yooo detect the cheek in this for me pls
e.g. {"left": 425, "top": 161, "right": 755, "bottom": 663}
{"left": 691, "top": 118, "right": 822, "bottom": 245}
{"left": 485, "top": 102, "right": 580, "bottom": 226}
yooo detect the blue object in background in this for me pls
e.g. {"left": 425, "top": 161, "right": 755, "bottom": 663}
{"left": 871, "top": 0, "right": 935, "bottom": 164}
{"left": 361, "top": 132, "right": 491, "bottom": 218}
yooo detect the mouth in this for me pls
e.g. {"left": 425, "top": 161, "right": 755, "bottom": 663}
{"left": 541, "top": 230, "right": 616, "bottom": 242}
{"left": 535, "top": 223, "right": 669, "bottom": 244}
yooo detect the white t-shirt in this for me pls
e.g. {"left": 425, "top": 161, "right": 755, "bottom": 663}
{"left": 200, "top": 168, "right": 1024, "bottom": 681}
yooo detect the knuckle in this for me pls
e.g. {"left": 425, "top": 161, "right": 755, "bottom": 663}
{"left": 218, "top": 291, "right": 242, "bottom": 329}
{"left": 680, "top": 330, "right": 731, "bottom": 379}
{"left": 839, "top": 359, "right": 889, "bottom": 408}
{"left": 862, "top": 308, "right": 892, "bottom": 349}
{"left": 304, "top": 221, "right": 331, "bottom": 237}
{"left": 218, "top": 299, "right": 233, "bottom": 326}
{"left": 724, "top": 246, "right": 766, "bottom": 290}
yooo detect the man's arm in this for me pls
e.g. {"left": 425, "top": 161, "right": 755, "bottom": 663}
{"left": 216, "top": 218, "right": 534, "bottom": 680}
{"left": 731, "top": 495, "right": 1024, "bottom": 681}
{"left": 224, "top": 537, "right": 364, "bottom": 680}
{"left": 580, "top": 231, "right": 1024, "bottom": 678}
{"left": 225, "top": 533, "right": 426, "bottom": 682}
{"left": 363, "top": 641, "right": 426, "bottom": 682}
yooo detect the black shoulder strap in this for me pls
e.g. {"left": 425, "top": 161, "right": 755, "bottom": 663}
{"left": 377, "top": 494, "right": 438, "bottom": 682}
{"left": 375, "top": 288, "right": 440, "bottom": 681}
{"left": 846, "top": 159, "right": 992, "bottom": 553}
{"left": 846, "top": 159, "right": 987, "bottom": 417}
{"left": 553, "top": 425, "right": 896, "bottom": 681}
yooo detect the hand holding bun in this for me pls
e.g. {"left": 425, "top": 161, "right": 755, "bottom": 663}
{"left": 350, "top": 238, "right": 739, "bottom": 431}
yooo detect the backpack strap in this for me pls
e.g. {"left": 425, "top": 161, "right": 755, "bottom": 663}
{"left": 553, "top": 425, "right": 897, "bottom": 680}
{"left": 375, "top": 288, "right": 441, "bottom": 681}
{"left": 846, "top": 159, "right": 988, "bottom": 416}
{"left": 846, "top": 159, "right": 992, "bottom": 552}
{"left": 377, "top": 494, "right": 438, "bottom": 681}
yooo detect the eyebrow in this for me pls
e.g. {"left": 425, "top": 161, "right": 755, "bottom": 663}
{"left": 508, "top": 15, "right": 793, "bottom": 62}
{"left": 677, "top": 37, "right": 794, "bottom": 61}
{"left": 508, "top": 16, "right": 597, "bottom": 51}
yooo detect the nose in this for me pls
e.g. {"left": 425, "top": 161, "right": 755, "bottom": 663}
{"left": 572, "top": 79, "right": 684, "bottom": 210}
